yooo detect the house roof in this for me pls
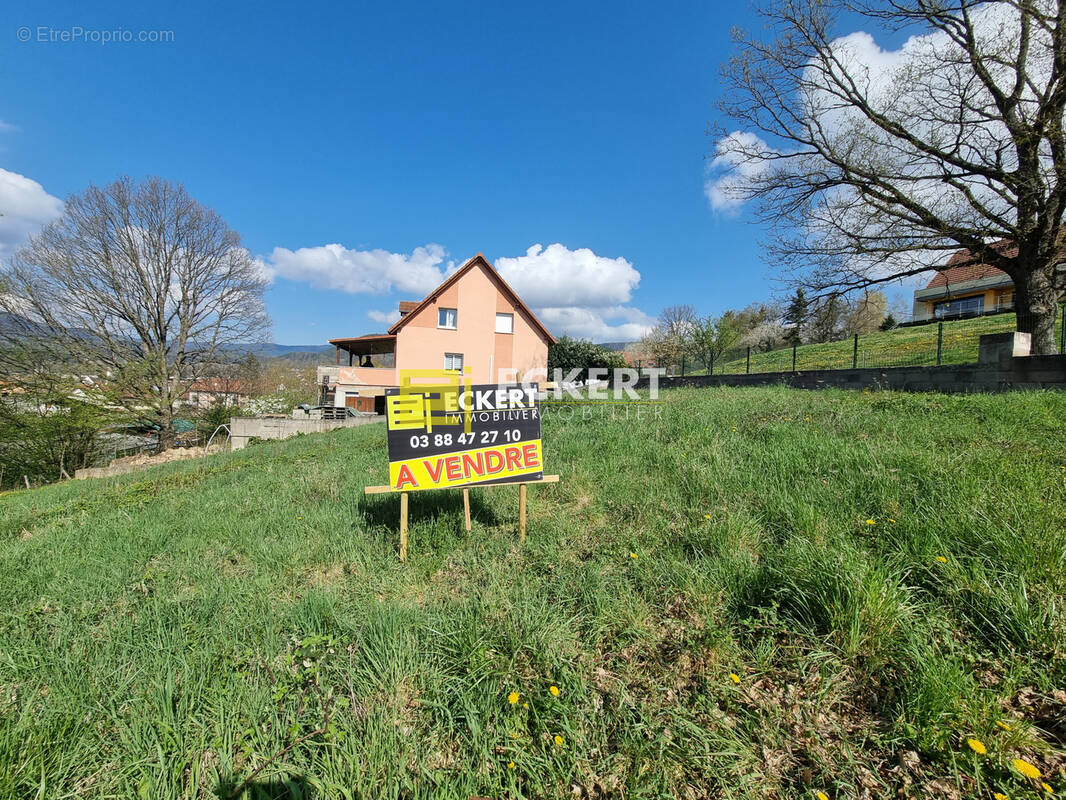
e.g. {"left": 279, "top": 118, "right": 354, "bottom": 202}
{"left": 925, "top": 244, "right": 1014, "bottom": 290}
{"left": 387, "top": 253, "right": 556, "bottom": 344}
{"left": 328, "top": 333, "right": 396, "bottom": 345}
{"left": 398, "top": 301, "right": 419, "bottom": 314}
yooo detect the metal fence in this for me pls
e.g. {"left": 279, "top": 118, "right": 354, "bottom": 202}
{"left": 667, "top": 307, "right": 1066, "bottom": 377}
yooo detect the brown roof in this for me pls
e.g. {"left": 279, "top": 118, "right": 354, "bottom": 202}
{"left": 387, "top": 253, "right": 556, "bottom": 344}
{"left": 398, "top": 301, "right": 419, "bottom": 314}
{"left": 925, "top": 243, "right": 1014, "bottom": 289}
{"left": 328, "top": 334, "right": 396, "bottom": 345}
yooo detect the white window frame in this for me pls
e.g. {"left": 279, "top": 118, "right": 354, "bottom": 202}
{"left": 495, "top": 312, "right": 514, "bottom": 334}
{"left": 444, "top": 352, "right": 464, "bottom": 371}
{"left": 438, "top": 307, "right": 457, "bottom": 329}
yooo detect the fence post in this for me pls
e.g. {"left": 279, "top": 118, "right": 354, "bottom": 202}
{"left": 852, "top": 334, "right": 858, "bottom": 368}
{"left": 792, "top": 341, "right": 797, "bottom": 372}
{"left": 746, "top": 347, "right": 751, "bottom": 375}
{"left": 709, "top": 353, "right": 714, "bottom": 375}
{"left": 936, "top": 321, "right": 944, "bottom": 366}
{"left": 1060, "top": 303, "right": 1065, "bottom": 354}
{"left": 680, "top": 355, "right": 685, "bottom": 377}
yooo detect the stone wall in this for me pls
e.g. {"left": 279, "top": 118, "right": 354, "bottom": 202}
{"left": 229, "top": 414, "right": 384, "bottom": 449}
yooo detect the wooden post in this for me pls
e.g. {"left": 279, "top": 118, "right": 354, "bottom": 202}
{"left": 399, "top": 492, "right": 409, "bottom": 562}
{"left": 518, "top": 483, "right": 527, "bottom": 544}
{"left": 852, "top": 333, "right": 859, "bottom": 368}
{"left": 462, "top": 488, "right": 471, "bottom": 531}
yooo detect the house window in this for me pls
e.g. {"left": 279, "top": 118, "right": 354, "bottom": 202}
{"left": 933, "top": 295, "right": 985, "bottom": 318}
{"left": 444, "top": 353, "right": 464, "bottom": 371}
{"left": 438, "top": 308, "right": 457, "bottom": 329}
{"left": 495, "top": 312, "right": 514, "bottom": 334}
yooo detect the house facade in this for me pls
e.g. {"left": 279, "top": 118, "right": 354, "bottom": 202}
{"left": 911, "top": 247, "right": 1015, "bottom": 322}
{"left": 319, "top": 254, "right": 555, "bottom": 410}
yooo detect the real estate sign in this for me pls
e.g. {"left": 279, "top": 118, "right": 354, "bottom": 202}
{"left": 384, "top": 383, "right": 543, "bottom": 491}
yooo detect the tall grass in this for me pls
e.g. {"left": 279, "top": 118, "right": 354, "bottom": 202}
{"left": 0, "top": 386, "right": 1064, "bottom": 798}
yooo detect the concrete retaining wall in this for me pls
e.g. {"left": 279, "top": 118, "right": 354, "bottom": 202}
{"left": 636, "top": 334, "right": 1066, "bottom": 394}
{"left": 229, "top": 414, "right": 384, "bottom": 449}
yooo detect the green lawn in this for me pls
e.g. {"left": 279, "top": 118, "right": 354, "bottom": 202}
{"left": 1, "top": 386, "right": 1065, "bottom": 799}
{"left": 707, "top": 311, "right": 1065, "bottom": 374}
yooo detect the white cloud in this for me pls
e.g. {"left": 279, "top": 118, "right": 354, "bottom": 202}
{"left": 495, "top": 243, "right": 654, "bottom": 341}
{"left": 367, "top": 308, "right": 401, "bottom": 325}
{"left": 264, "top": 240, "right": 655, "bottom": 343}
{"left": 705, "top": 131, "right": 779, "bottom": 213}
{"left": 496, "top": 243, "right": 641, "bottom": 307}
{"left": 0, "top": 167, "right": 64, "bottom": 262}
{"left": 261, "top": 243, "right": 453, "bottom": 295}
{"left": 534, "top": 304, "right": 655, "bottom": 341}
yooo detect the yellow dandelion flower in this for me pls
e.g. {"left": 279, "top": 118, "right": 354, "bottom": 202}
{"left": 935, "top": 556, "right": 948, "bottom": 563}
{"left": 994, "top": 793, "right": 1009, "bottom": 800}
{"left": 865, "top": 519, "right": 876, "bottom": 525}
{"left": 1013, "top": 758, "right": 1041, "bottom": 779}
{"left": 508, "top": 691, "right": 520, "bottom": 705}
{"left": 507, "top": 761, "right": 515, "bottom": 770}
{"left": 816, "top": 793, "right": 829, "bottom": 800}
{"left": 729, "top": 673, "right": 741, "bottom": 684}
{"left": 553, "top": 735, "right": 564, "bottom": 746}
{"left": 704, "top": 514, "right": 711, "bottom": 520}
{"left": 888, "top": 518, "right": 896, "bottom": 523}
{"left": 967, "top": 738, "right": 987, "bottom": 755}
{"left": 511, "top": 732, "right": 518, "bottom": 739}
{"left": 630, "top": 552, "right": 638, "bottom": 559}
{"left": 522, "top": 702, "right": 528, "bottom": 708}
{"left": 996, "top": 720, "right": 1011, "bottom": 731}
{"left": 1041, "top": 784, "right": 1053, "bottom": 795}
{"left": 549, "top": 685, "right": 560, "bottom": 696}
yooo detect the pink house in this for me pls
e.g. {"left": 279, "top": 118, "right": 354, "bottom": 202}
{"left": 321, "top": 253, "right": 555, "bottom": 410}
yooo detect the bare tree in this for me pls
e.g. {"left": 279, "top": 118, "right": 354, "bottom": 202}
{"left": 714, "top": 0, "right": 1066, "bottom": 353}
{"left": 0, "top": 176, "right": 270, "bottom": 443}
{"left": 687, "top": 314, "right": 742, "bottom": 372}
{"left": 843, "top": 291, "right": 889, "bottom": 334}
{"left": 642, "top": 305, "right": 698, "bottom": 374}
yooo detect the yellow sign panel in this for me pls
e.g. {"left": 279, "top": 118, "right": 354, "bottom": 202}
{"left": 389, "top": 440, "right": 543, "bottom": 491}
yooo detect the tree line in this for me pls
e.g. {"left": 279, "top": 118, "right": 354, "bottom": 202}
{"left": 634, "top": 291, "right": 897, "bottom": 373}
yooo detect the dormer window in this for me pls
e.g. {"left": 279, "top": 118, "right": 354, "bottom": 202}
{"left": 438, "top": 308, "right": 457, "bottom": 329}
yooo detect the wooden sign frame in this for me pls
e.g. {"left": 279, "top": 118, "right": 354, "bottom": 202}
{"left": 364, "top": 475, "right": 559, "bottom": 561}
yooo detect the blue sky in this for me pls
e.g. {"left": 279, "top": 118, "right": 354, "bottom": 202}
{"left": 1, "top": 0, "right": 903, "bottom": 344}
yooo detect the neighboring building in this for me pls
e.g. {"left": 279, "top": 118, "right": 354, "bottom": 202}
{"left": 319, "top": 253, "right": 555, "bottom": 409}
{"left": 911, "top": 247, "right": 1015, "bottom": 322}
{"left": 182, "top": 378, "right": 248, "bottom": 408}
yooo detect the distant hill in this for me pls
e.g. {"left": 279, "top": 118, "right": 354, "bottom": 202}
{"left": 243, "top": 343, "right": 333, "bottom": 358}
{"left": 597, "top": 340, "right": 636, "bottom": 351}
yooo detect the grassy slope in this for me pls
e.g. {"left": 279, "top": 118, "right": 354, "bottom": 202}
{"left": 1, "top": 386, "right": 1065, "bottom": 799}
{"left": 713, "top": 311, "right": 1064, "bottom": 374}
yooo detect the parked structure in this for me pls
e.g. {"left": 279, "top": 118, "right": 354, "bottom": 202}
{"left": 911, "top": 247, "right": 1016, "bottom": 322}
{"left": 319, "top": 253, "right": 555, "bottom": 408}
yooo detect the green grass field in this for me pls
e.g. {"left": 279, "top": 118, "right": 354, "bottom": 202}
{"left": 1, "top": 386, "right": 1065, "bottom": 799}
{"left": 709, "top": 311, "right": 1065, "bottom": 375}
